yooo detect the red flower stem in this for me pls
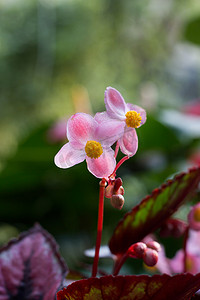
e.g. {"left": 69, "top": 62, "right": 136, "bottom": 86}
{"left": 92, "top": 178, "right": 106, "bottom": 277}
{"left": 110, "top": 156, "right": 129, "bottom": 178}
{"left": 183, "top": 226, "right": 189, "bottom": 273}
{"left": 114, "top": 142, "right": 120, "bottom": 158}
{"left": 113, "top": 253, "right": 128, "bottom": 276}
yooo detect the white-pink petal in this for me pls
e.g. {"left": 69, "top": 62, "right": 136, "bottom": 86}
{"left": 104, "top": 87, "right": 127, "bottom": 119}
{"left": 187, "top": 230, "right": 200, "bottom": 256}
{"left": 67, "top": 113, "right": 98, "bottom": 148}
{"left": 94, "top": 111, "right": 111, "bottom": 123}
{"left": 118, "top": 128, "right": 138, "bottom": 157}
{"left": 126, "top": 103, "right": 147, "bottom": 127}
{"left": 95, "top": 112, "right": 125, "bottom": 146}
{"left": 54, "top": 143, "right": 86, "bottom": 169}
{"left": 86, "top": 148, "right": 116, "bottom": 178}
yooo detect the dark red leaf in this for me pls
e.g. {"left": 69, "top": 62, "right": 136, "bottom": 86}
{"left": 57, "top": 273, "right": 200, "bottom": 300}
{"left": 191, "top": 292, "right": 200, "bottom": 300}
{"left": 109, "top": 166, "right": 200, "bottom": 255}
{"left": 0, "top": 223, "right": 68, "bottom": 300}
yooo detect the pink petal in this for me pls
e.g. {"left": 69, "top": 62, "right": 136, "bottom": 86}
{"left": 54, "top": 143, "right": 86, "bottom": 168}
{"left": 156, "top": 246, "right": 172, "bottom": 275}
{"left": 67, "top": 113, "right": 97, "bottom": 147}
{"left": 105, "top": 87, "right": 127, "bottom": 119}
{"left": 86, "top": 148, "right": 116, "bottom": 178}
{"left": 169, "top": 250, "right": 200, "bottom": 274}
{"left": 118, "top": 128, "right": 138, "bottom": 157}
{"left": 126, "top": 103, "right": 147, "bottom": 127}
{"left": 94, "top": 111, "right": 111, "bottom": 123}
{"left": 169, "top": 250, "right": 184, "bottom": 273}
{"left": 187, "top": 230, "right": 200, "bottom": 256}
{"left": 95, "top": 112, "right": 125, "bottom": 146}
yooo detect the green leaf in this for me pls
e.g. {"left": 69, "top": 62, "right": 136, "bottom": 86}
{"left": 57, "top": 274, "right": 200, "bottom": 300}
{"left": 109, "top": 167, "right": 200, "bottom": 255}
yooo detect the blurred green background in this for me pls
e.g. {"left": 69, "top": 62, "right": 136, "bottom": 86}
{"left": 0, "top": 0, "right": 200, "bottom": 275}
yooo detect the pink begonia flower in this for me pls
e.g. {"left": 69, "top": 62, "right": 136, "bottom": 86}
{"left": 188, "top": 203, "right": 200, "bottom": 231}
{"left": 169, "top": 249, "right": 200, "bottom": 274}
{"left": 54, "top": 113, "right": 118, "bottom": 178}
{"left": 95, "top": 87, "right": 146, "bottom": 157}
{"left": 156, "top": 230, "right": 200, "bottom": 275}
{"left": 186, "top": 230, "right": 200, "bottom": 259}
{"left": 156, "top": 246, "right": 172, "bottom": 275}
{"left": 47, "top": 118, "right": 68, "bottom": 143}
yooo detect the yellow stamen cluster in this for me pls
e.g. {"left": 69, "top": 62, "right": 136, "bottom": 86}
{"left": 85, "top": 140, "right": 103, "bottom": 159}
{"left": 194, "top": 207, "right": 200, "bottom": 222}
{"left": 125, "top": 110, "right": 142, "bottom": 128}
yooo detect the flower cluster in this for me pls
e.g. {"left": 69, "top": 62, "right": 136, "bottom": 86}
{"left": 153, "top": 203, "right": 200, "bottom": 275}
{"left": 104, "top": 177, "right": 125, "bottom": 210}
{"left": 127, "top": 241, "right": 161, "bottom": 267}
{"left": 54, "top": 87, "right": 146, "bottom": 178}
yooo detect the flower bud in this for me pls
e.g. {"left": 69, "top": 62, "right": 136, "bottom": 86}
{"left": 127, "top": 242, "right": 147, "bottom": 259}
{"left": 118, "top": 186, "right": 124, "bottom": 196}
{"left": 104, "top": 184, "right": 114, "bottom": 199}
{"left": 146, "top": 241, "right": 161, "bottom": 253}
{"left": 188, "top": 203, "right": 200, "bottom": 231}
{"left": 143, "top": 248, "right": 158, "bottom": 267}
{"left": 110, "top": 194, "right": 125, "bottom": 210}
{"left": 114, "top": 177, "right": 123, "bottom": 192}
{"left": 105, "top": 177, "right": 125, "bottom": 203}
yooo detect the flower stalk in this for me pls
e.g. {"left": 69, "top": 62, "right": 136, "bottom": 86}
{"left": 183, "top": 226, "right": 189, "bottom": 273}
{"left": 113, "top": 253, "right": 128, "bottom": 276}
{"left": 110, "top": 156, "right": 129, "bottom": 178}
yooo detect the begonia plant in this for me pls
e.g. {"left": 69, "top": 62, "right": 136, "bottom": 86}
{"left": 0, "top": 87, "right": 200, "bottom": 300}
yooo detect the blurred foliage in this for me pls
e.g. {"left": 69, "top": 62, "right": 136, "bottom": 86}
{"left": 184, "top": 16, "right": 200, "bottom": 46}
{"left": 0, "top": 0, "right": 200, "bottom": 274}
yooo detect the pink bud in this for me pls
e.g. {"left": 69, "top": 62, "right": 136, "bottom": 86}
{"left": 143, "top": 249, "right": 158, "bottom": 267}
{"left": 114, "top": 177, "right": 123, "bottom": 192}
{"left": 146, "top": 241, "right": 161, "bottom": 253}
{"left": 188, "top": 203, "right": 200, "bottom": 231}
{"left": 127, "top": 242, "right": 147, "bottom": 259}
{"left": 110, "top": 194, "right": 125, "bottom": 210}
{"left": 104, "top": 184, "right": 114, "bottom": 199}
{"left": 118, "top": 186, "right": 124, "bottom": 196}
